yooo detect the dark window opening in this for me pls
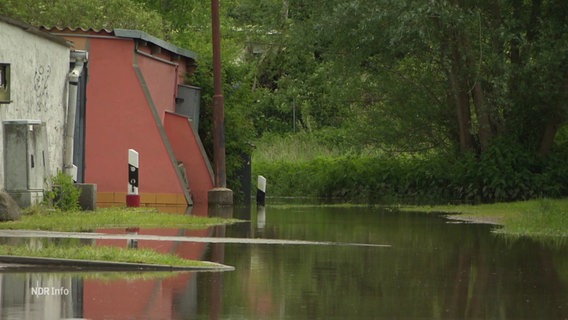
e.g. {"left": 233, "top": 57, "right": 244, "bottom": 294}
{"left": 0, "top": 64, "right": 11, "bottom": 103}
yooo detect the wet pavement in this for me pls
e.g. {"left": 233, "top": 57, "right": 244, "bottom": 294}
{"left": 0, "top": 229, "right": 390, "bottom": 247}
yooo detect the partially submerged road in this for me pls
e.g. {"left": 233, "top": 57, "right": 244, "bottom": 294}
{"left": 0, "top": 230, "right": 391, "bottom": 248}
{"left": 0, "top": 229, "right": 389, "bottom": 271}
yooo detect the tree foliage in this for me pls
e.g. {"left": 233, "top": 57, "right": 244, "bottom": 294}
{"left": 233, "top": 0, "right": 568, "bottom": 157}
{"left": 0, "top": 0, "right": 166, "bottom": 37}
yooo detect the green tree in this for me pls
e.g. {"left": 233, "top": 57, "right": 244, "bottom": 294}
{"left": 244, "top": 0, "right": 568, "bottom": 156}
{"left": 0, "top": 0, "right": 166, "bottom": 37}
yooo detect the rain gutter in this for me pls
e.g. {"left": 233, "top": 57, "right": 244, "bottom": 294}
{"left": 63, "top": 50, "right": 88, "bottom": 179}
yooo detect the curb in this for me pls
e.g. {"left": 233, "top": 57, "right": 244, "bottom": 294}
{"left": 0, "top": 255, "right": 234, "bottom": 272}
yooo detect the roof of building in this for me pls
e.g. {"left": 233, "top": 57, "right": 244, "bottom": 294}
{"left": 44, "top": 26, "right": 198, "bottom": 60}
{"left": 114, "top": 29, "right": 198, "bottom": 60}
{"left": 0, "top": 16, "right": 70, "bottom": 47}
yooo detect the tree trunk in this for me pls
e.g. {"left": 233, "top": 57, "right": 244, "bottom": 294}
{"left": 449, "top": 71, "right": 474, "bottom": 153}
{"left": 472, "top": 81, "right": 492, "bottom": 151}
{"left": 538, "top": 76, "right": 568, "bottom": 156}
{"left": 447, "top": 34, "right": 475, "bottom": 154}
{"left": 538, "top": 121, "right": 559, "bottom": 157}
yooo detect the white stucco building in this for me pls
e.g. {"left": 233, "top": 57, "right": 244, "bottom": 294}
{"left": 0, "top": 16, "right": 72, "bottom": 206}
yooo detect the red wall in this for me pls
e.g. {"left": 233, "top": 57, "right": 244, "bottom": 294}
{"left": 136, "top": 53, "right": 178, "bottom": 121}
{"left": 164, "top": 112, "right": 214, "bottom": 204}
{"left": 84, "top": 38, "right": 184, "bottom": 196}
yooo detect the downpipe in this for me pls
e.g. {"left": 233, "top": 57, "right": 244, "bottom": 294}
{"left": 63, "top": 50, "right": 88, "bottom": 179}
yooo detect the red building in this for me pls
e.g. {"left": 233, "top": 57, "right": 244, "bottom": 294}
{"left": 45, "top": 28, "right": 214, "bottom": 206}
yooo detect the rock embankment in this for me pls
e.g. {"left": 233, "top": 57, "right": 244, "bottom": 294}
{"left": 0, "top": 192, "right": 20, "bottom": 221}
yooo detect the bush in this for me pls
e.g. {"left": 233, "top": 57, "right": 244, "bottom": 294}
{"left": 253, "top": 140, "right": 568, "bottom": 204}
{"left": 44, "top": 172, "right": 81, "bottom": 211}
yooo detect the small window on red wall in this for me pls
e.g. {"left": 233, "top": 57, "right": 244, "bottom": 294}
{"left": 0, "top": 64, "right": 10, "bottom": 104}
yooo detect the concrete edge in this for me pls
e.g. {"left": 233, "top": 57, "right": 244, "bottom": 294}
{"left": 0, "top": 255, "right": 234, "bottom": 272}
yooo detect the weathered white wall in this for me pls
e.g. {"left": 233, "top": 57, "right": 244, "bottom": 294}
{"left": 0, "top": 21, "right": 70, "bottom": 191}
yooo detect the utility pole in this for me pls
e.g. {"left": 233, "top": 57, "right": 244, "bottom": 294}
{"left": 211, "top": 0, "right": 225, "bottom": 188}
{"left": 208, "top": 0, "right": 233, "bottom": 206}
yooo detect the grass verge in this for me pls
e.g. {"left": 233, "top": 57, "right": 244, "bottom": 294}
{"left": 401, "top": 198, "right": 568, "bottom": 238}
{"left": 0, "top": 206, "right": 237, "bottom": 268}
{"left": 0, "top": 244, "right": 211, "bottom": 268}
{"left": 0, "top": 206, "right": 237, "bottom": 232}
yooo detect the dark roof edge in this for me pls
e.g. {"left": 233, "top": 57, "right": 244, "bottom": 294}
{"left": 113, "top": 29, "right": 198, "bottom": 60}
{"left": 0, "top": 16, "right": 70, "bottom": 48}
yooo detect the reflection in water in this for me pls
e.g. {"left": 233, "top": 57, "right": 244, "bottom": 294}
{"left": 1, "top": 273, "right": 77, "bottom": 319}
{"left": 0, "top": 205, "right": 227, "bottom": 320}
{"left": 257, "top": 206, "right": 266, "bottom": 230}
{"left": 0, "top": 271, "right": 199, "bottom": 320}
{"left": 2, "top": 206, "right": 568, "bottom": 319}
{"left": 196, "top": 206, "right": 568, "bottom": 320}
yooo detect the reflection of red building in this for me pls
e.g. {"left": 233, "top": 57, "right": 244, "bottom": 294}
{"left": 83, "top": 272, "right": 195, "bottom": 320}
{"left": 84, "top": 228, "right": 209, "bottom": 320}
{"left": 45, "top": 27, "right": 214, "bottom": 206}
{"left": 84, "top": 205, "right": 212, "bottom": 319}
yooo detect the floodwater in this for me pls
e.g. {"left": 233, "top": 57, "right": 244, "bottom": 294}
{"left": 2, "top": 205, "right": 568, "bottom": 319}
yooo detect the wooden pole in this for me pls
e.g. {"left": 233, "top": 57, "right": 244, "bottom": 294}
{"left": 208, "top": 0, "right": 233, "bottom": 206}
{"left": 211, "top": 0, "right": 226, "bottom": 188}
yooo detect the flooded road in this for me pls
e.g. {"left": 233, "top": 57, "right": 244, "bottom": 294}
{"left": 2, "top": 205, "right": 568, "bottom": 319}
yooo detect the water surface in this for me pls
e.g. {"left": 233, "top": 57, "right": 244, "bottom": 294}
{"left": 2, "top": 206, "right": 568, "bottom": 319}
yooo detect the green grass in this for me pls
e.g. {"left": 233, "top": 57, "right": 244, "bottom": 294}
{"left": 402, "top": 198, "right": 568, "bottom": 238}
{"left": 0, "top": 206, "right": 237, "bottom": 268}
{"left": 501, "top": 200, "right": 568, "bottom": 238}
{"left": 0, "top": 244, "right": 212, "bottom": 267}
{"left": 0, "top": 206, "right": 237, "bottom": 232}
{"left": 252, "top": 133, "right": 343, "bottom": 163}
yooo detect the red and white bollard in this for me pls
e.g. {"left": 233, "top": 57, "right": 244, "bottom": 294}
{"left": 126, "top": 149, "right": 140, "bottom": 207}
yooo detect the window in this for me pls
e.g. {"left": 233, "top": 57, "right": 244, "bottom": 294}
{"left": 0, "top": 63, "right": 10, "bottom": 103}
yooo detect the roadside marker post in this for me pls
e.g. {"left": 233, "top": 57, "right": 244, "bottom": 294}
{"left": 256, "top": 175, "right": 266, "bottom": 206}
{"left": 126, "top": 149, "right": 140, "bottom": 207}
{"left": 71, "top": 165, "right": 78, "bottom": 183}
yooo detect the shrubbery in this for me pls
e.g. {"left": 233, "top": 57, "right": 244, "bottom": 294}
{"left": 253, "top": 140, "right": 568, "bottom": 205}
{"left": 44, "top": 172, "right": 81, "bottom": 211}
